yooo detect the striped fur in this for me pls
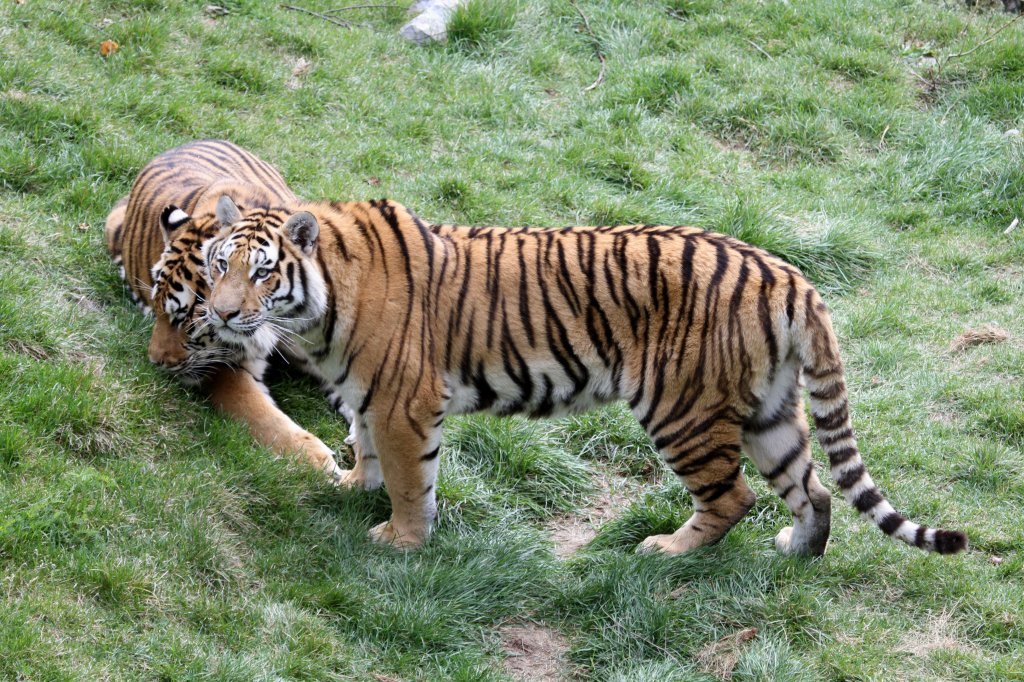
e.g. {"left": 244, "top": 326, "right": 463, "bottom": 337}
{"left": 103, "top": 140, "right": 350, "bottom": 480}
{"left": 105, "top": 138, "right": 298, "bottom": 382}
{"left": 197, "top": 197, "right": 967, "bottom": 556}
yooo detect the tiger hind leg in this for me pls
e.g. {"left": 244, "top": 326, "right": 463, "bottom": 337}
{"left": 743, "top": 363, "right": 832, "bottom": 556}
{"left": 637, "top": 416, "right": 756, "bottom": 555}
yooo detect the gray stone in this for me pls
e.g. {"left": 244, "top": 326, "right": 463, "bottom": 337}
{"left": 400, "top": 0, "right": 467, "bottom": 45}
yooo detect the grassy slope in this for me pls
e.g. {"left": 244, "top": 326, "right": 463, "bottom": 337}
{"left": 1, "top": 0, "right": 1022, "bottom": 679}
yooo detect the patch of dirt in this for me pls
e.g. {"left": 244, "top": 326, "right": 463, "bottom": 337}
{"left": 829, "top": 75, "right": 854, "bottom": 92}
{"left": 500, "top": 622, "right": 570, "bottom": 682}
{"left": 928, "top": 409, "right": 961, "bottom": 426}
{"left": 949, "top": 324, "right": 1010, "bottom": 352}
{"left": 549, "top": 471, "right": 634, "bottom": 558}
{"left": 896, "top": 611, "right": 978, "bottom": 657}
{"left": 710, "top": 135, "right": 751, "bottom": 154}
{"left": 693, "top": 627, "right": 759, "bottom": 681}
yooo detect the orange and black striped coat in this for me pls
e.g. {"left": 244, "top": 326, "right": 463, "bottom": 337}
{"left": 197, "top": 197, "right": 967, "bottom": 555}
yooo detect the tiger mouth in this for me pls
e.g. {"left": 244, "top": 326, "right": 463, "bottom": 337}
{"left": 164, "top": 352, "right": 241, "bottom": 386}
{"left": 213, "top": 326, "right": 258, "bottom": 344}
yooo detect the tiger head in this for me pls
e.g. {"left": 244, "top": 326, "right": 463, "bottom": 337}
{"left": 195, "top": 196, "right": 327, "bottom": 357}
{"left": 147, "top": 205, "right": 243, "bottom": 384}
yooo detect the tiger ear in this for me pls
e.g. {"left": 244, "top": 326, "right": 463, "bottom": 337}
{"left": 215, "top": 195, "right": 243, "bottom": 227}
{"left": 159, "top": 205, "right": 191, "bottom": 246}
{"left": 283, "top": 211, "right": 319, "bottom": 255}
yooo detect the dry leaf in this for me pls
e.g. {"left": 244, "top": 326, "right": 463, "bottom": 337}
{"left": 370, "top": 674, "right": 402, "bottom": 682}
{"left": 366, "top": 176, "right": 382, "bottom": 187}
{"left": 694, "top": 627, "right": 759, "bottom": 681}
{"left": 76, "top": 222, "right": 90, "bottom": 231}
{"left": 292, "top": 57, "right": 311, "bottom": 77}
{"left": 285, "top": 57, "right": 312, "bottom": 90}
{"left": 100, "top": 39, "right": 119, "bottom": 57}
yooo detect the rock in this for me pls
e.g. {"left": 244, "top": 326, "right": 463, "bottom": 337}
{"left": 400, "top": 0, "right": 467, "bottom": 44}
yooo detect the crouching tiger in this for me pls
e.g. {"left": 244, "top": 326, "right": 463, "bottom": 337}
{"left": 182, "top": 194, "right": 967, "bottom": 556}
{"left": 104, "top": 139, "right": 351, "bottom": 481}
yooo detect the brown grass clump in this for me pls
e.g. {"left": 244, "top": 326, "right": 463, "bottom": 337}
{"left": 949, "top": 324, "right": 1010, "bottom": 352}
{"left": 694, "top": 627, "right": 759, "bottom": 680}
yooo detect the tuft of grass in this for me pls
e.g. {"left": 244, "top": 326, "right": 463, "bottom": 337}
{"left": 447, "top": 0, "right": 519, "bottom": 51}
{"left": 959, "top": 384, "right": 1024, "bottom": 447}
{"left": 445, "top": 415, "right": 594, "bottom": 517}
{"left": 586, "top": 486, "right": 691, "bottom": 552}
{"left": 559, "top": 403, "right": 660, "bottom": 477}
{"left": 707, "top": 195, "right": 878, "bottom": 289}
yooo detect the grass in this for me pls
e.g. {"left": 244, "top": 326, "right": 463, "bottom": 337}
{"left": 1, "top": 0, "right": 1023, "bottom": 679}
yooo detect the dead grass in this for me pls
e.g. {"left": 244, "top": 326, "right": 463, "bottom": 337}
{"left": 286, "top": 57, "right": 312, "bottom": 90}
{"left": 693, "top": 627, "right": 760, "bottom": 681}
{"left": 949, "top": 324, "right": 1010, "bottom": 352}
{"left": 896, "top": 610, "right": 978, "bottom": 657}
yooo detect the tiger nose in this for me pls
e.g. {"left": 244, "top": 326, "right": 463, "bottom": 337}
{"left": 213, "top": 306, "right": 240, "bottom": 322}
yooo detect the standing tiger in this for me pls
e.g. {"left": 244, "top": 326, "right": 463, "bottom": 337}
{"left": 104, "top": 140, "right": 349, "bottom": 481}
{"left": 181, "top": 195, "right": 967, "bottom": 556}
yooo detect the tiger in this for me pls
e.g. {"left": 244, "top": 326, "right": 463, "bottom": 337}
{"left": 181, "top": 194, "right": 968, "bottom": 557}
{"left": 104, "top": 139, "right": 350, "bottom": 481}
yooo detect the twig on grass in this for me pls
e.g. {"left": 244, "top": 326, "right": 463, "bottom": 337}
{"left": 567, "top": 0, "right": 606, "bottom": 92}
{"left": 746, "top": 38, "right": 774, "bottom": 61}
{"left": 943, "top": 13, "right": 1021, "bottom": 63}
{"left": 280, "top": 4, "right": 352, "bottom": 28}
{"left": 322, "top": 3, "right": 402, "bottom": 13}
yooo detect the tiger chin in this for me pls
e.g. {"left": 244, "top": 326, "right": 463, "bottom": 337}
{"left": 103, "top": 139, "right": 352, "bottom": 483}
{"left": 186, "top": 194, "right": 968, "bottom": 558}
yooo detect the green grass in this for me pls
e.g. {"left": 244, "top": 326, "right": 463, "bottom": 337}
{"left": 2, "top": 0, "right": 1023, "bottom": 679}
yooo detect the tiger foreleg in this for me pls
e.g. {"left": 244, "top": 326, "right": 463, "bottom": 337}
{"left": 364, "top": 414, "right": 442, "bottom": 550}
{"left": 207, "top": 366, "right": 347, "bottom": 483}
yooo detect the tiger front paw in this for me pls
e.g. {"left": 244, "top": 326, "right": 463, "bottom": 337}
{"left": 368, "top": 520, "right": 426, "bottom": 550}
{"left": 328, "top": 466, "right": 352, "bottom": 486}
{"left": 636, "top": 533, "right": 682, "bottom": 555}
{"left": 336, "top": 468, "right": 375, "bottom": 490}
{"left": 336, "top": 460, "right": 384, "bottom": 490}
{"left": 774, "top": 526, "right": 796, "bottom": 554}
